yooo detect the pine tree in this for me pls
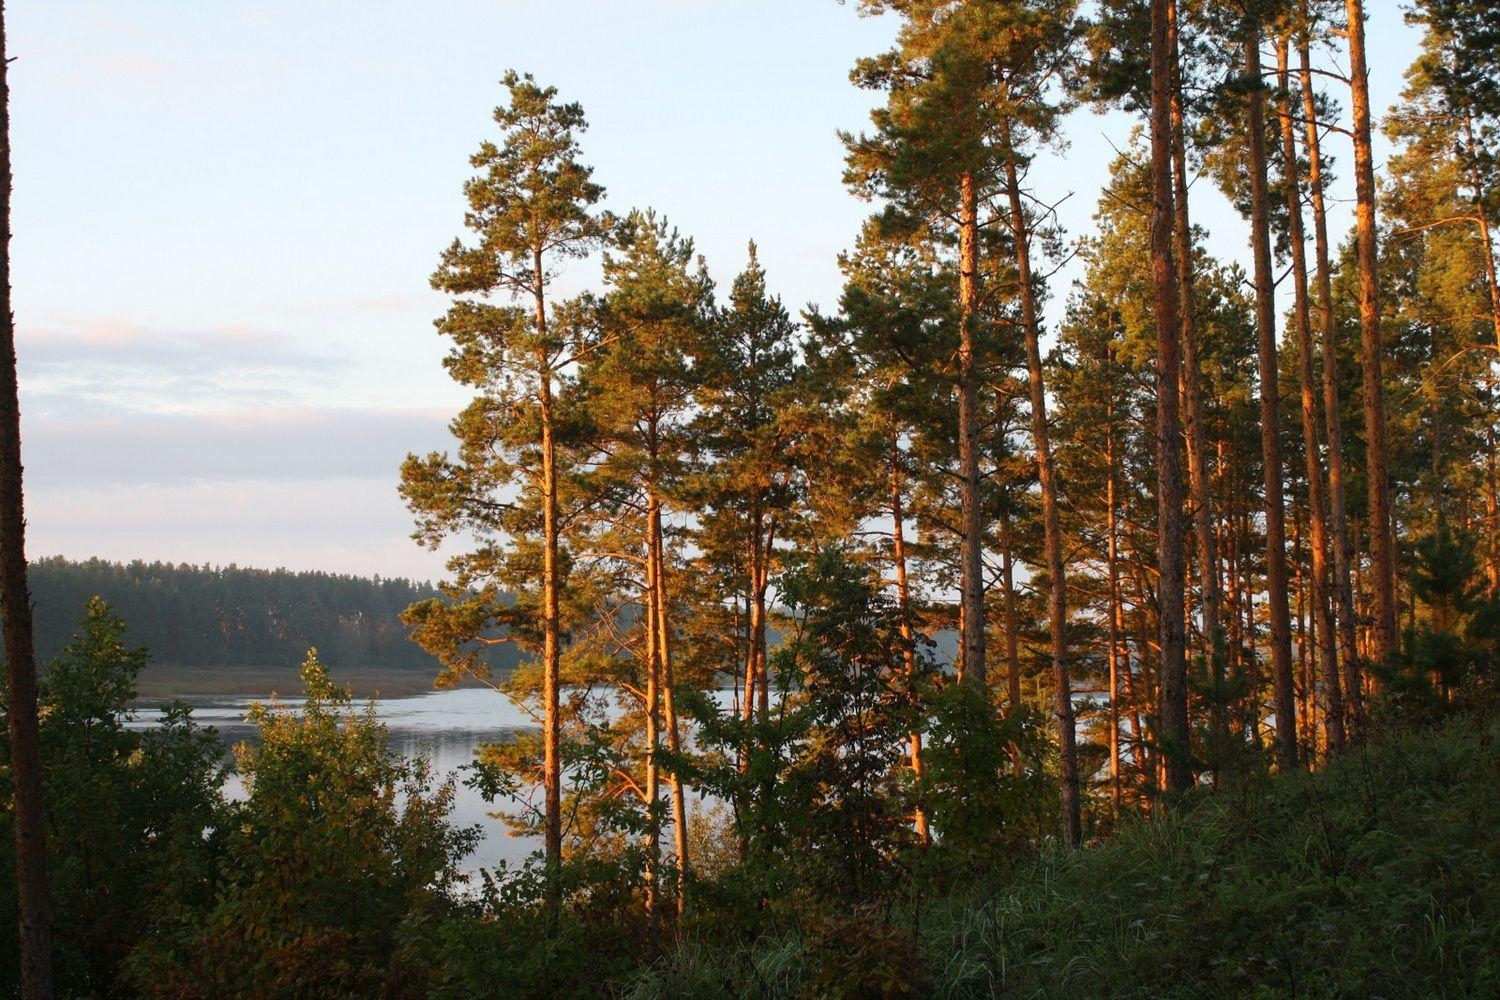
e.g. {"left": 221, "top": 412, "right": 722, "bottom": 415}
{"left": 1275, "top": 28, "right": 1343, "bottom": 755}
{"left": 1149, "top": 0, "right": 1192, "bottom": 793}
{"left": 399, "top": 71, "right": 608, "bottom": 897}
{"left": 1346, "top": 0, "right": 1400, "bottom": 672}
{"left": 579, "top": 208, "right": 712, "bottom": 914}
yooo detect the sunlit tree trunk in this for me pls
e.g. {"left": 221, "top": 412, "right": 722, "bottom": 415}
{"left": 1345, "top": 0, "right": 1398, "bottom": 671}
{"left": 1278, "top": 35, "right": 1343, "bottom": 756}
{"left": 534, "top": 258, "right": 564, "bottom": 901}
{"left": 642, "top": 492, "right": 663, "bottom": 918}
{"left": 1150, "top": 0, "right": 1191, "bottom": 794}
{"left": 650, "top": 502, "right": 689, "bottom": 917}
{"left": 1106, "top": 379, "right": 1123, "bottom": 820}
{"left": 889, "top": 432, "right": 930, "bottom": 845}
{"left": 1298, "top": 30, "right": 1362, "bottom": 739}
{"left": 1243, "top": 22, "right": 1299, "bottom": 771}
{"left": 1003, "top": 141, "right": 1079, "bottom": 846}
{"left": 957, "top": 170, "right": 987, "bottom": 689}
{"left": 1168, "top": 0, "right": 1223, "bottom": 731}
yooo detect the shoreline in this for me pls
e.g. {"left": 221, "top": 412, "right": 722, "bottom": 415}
{"left": 131, "top": 664, "right": 494, "bottom": 701}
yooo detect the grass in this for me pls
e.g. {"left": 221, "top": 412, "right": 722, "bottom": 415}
{"left": 627, "top": 710, "right": 1500, "bottom": 998}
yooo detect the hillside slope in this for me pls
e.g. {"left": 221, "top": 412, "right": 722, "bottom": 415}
{"left": 633, "top": 710, "right": 1500, "bottom": 999}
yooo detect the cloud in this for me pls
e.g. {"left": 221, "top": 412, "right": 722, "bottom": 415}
{"left": 17, "top": 319, "right": 348, "bottom": 417}
{"left": 22, "top": 405, "right": 454, "bottom": 488}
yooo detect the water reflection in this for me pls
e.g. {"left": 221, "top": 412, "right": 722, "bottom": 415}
{"left": 129, "top": 688, "right": 544, "bottom": 872}
{"left": 130, "top": 686, "right": 748, "bottom": 877}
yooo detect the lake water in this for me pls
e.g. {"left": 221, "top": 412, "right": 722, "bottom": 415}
{"left": 128, "top": 685, "right": 745, "bottom": 876}
{"left": 129, "top": 687, "right": 553, "bottom": 873}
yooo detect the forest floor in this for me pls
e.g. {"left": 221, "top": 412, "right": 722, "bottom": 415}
{"left": 629, "top": 704, "right": 1500, "bottom": 998}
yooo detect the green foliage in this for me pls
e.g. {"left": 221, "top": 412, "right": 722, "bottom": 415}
{"left": 769, "top": 549, "right": 928, "bottom": 902}
{"left": 407, "top": 846, "right": 658, "bottom": 1000}
{"left": 1388, "top": 522, "right": 1500, "bottom": 712}
{"left": 630, "top": 710, "right": 1500, "bottom": 998}
{"left": 918, "top": 684, "right": 1052, "bottom": 872}
{"left": 0, "top": 598, "right": 225, "bottom": 997}
{"left": 680, "top": 549, "right": 930, "bottom": 926}
{"left": 127, "top": 650, "right": 477, "bottom": 998}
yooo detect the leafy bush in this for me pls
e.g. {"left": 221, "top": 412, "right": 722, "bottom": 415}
{"left": 0, "top": 598, "right": 225, "bottom": 996}
{"left": 127, "top": 649, "right": 478, "bottom": 998}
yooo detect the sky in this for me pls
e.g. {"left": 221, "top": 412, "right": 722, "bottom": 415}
{"left": 11, "top": 1, "right": 1423, "bottom": 582}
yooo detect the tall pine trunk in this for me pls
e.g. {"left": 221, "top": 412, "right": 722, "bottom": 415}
{"left": 1168, "top": 0, "right": 1223, "bottom": 728}
{"left": 889, "top": 432, "right": 930, "bottom": 845}
{"left": 1004, "top": 145, "right": 1079, "bottom": 847}
{"left": 1277, "top": 36, "right": 1343, "bottom": 756}
{"left": 1345, "top": 0, "right": 1398, "bottom": 670}
{"left": 1149, "top": 0, "right": 1191, "bottom": 794}
{"left": 642, "top": 492, "right": 663, "bottom": 917}
{"left": 534, "top": 257, "right": 564, "bottom": 904}
{"left": 1243, "top": 23, "right": 1299, "bottom": 772}
{"left": 0, "top": 6, "right": 55, "bottom": 991}
{"left": 1298, "top": 30, "right": 1363, "bottom": 738}
{"left": 1106, "top": 367, "right": 1123, "bottom": 819}
{"left": 957, "top": 170, "right": 987, "bottom": 688}
{"left": 650, "top": 499, "right": 689, "bottom": 916}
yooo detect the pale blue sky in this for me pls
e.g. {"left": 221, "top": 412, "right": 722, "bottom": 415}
{"left": 12, "top": 1, "right": 1422, "bottom": 580}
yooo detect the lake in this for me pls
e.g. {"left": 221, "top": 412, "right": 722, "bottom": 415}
{"left": 127, "top": 685, "right": 742, "bottom": 877}
{"left": 129, "top": 687, "right": 551, "bottom": 873}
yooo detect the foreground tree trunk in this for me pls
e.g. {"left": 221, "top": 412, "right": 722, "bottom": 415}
{"left": 1003, "top": 144, "right": 1079, "bottom": 847}
{"left": 1168, "top": 0, "right": 1223, "bottom": 730}
{"left": 650, "top": 501, "right": 689, "bottom": 915}
{"left": 1106, "top": 353, "right": 1123, "bottom": 819}
{"left": 534, "top": 269, "right": 564, "bottom": 901}
{"left": 0, "top": 4, "right": 56, "bottom": 992}
{"left": 642, "top": 495, "right": 663, "bottom": 917}
{"left": 956, "top": 170, "right": 987, "bottom": 689}
{"left": 1278, "top": 36, "right": 1343, "bottom": 756}
{"left": 1345, "top": 0, "right": 1398, "bottom": 670}
{"left": 1243, "top": 23, "right": 1299, "bottom": 772}
{"left": 1150, "top": 0, "right": 1191, "bottom": 795}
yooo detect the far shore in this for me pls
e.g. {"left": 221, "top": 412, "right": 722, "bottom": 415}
{"left": 131, "top": 664, "right": 495, "bottom": 701}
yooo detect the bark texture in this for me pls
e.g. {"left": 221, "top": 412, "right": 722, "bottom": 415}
{"left": 1346, "top": 0, "right": 1398, "bottom": 669}
{"left": 1149, "top": 0, "right": 1191, "bottom": 794}
{"left": 1244, "top": 23, "right": 1299, "bottom": 771}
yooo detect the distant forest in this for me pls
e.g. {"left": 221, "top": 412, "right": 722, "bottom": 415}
{"left": 23, "top": 557, "right": 511, "bottom": 672}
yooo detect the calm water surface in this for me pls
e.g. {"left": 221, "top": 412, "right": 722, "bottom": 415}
{"left": 130, "top": 687, "right": 547, "bottom": 873}
{"left": 129, "top": 686, "right": 743, "bottom": 876}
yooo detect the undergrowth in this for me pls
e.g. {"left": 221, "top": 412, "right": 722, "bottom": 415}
{"left": 625, "top": 710, "right": 1500, "bottom": 999}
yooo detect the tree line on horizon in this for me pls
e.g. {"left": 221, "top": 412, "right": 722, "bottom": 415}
{"left": 16, "top": 557, "right": 521, "bottom": 674}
